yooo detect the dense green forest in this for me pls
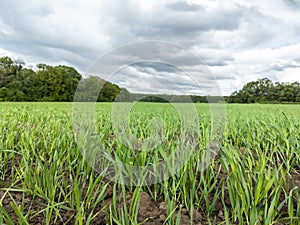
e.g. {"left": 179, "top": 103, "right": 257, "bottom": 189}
{"left": 0, "top": 56, "right": 120, "bottom": 102}
{"left": 227, "top": 77, "right": 300, "bottom": 103}
{"left": 0, "top": 56, "right": 299, "bottom": 103}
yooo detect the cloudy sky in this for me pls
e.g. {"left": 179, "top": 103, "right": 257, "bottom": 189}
{"left": 1, "top": 0, "right": 300, "bottom": 95}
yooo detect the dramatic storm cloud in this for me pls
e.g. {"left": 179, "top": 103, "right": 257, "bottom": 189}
{"left": 0, "top": 0, "right": 299, "bottom": 95}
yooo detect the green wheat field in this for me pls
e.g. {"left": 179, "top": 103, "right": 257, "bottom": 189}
{"left": 0, "top": 102, "right": 299, "bottom": 225}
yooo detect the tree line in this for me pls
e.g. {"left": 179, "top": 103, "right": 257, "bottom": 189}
{"left": 1, "top": 56, "right": 299, "bottom": 103}
{"left": 0, "top": 56, "right": 120, "bottom": 102}
{"left": 228, "top": 77, "right": 300, "bottom": 103}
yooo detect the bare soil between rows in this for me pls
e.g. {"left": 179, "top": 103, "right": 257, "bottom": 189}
{"left": 1, "top": 150, "right": 299, "bottom": 224}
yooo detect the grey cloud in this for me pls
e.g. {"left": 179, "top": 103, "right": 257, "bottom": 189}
{"left": 294, "top": 57, "right": 300, "bottom": 63}
{"left": 132, "top": 62, "right": 181, "bottom": 73}
{"left": 271, "top": 64, "right": 286, "bottom": 72}
{"left": 166, "top": 2, "right": 203, "bottom": 12}
{"left": 99, "top": 0, "right": 246, "bottom": 47}
{"left": 129, "top": 4, "right": 245, "bottom": 40}
{"left": 109, "top": 60, "right": 219, "bottom": 95}
{"left": 283, "top": 0, "right": 300, "bottom": 9}
{"left": 270, "top": 63, "right": 300, "bottom": 72}
{"left": 0, "top": 0, "right": 109, "bottom": 70}
{"left": 235, "top": 6, "right": 300, "bottom": 50}
{"left": 201, "top": 54, "right": 235, "bottom": 67}
{"left": 87, "top": 41, "right": 212, "bottom": 80}
{"left": 211, "top": 74, "right": 236, "bottom": 80}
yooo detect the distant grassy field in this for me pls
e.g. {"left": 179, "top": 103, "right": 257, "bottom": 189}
{"left": 0, "top": 102, "right": 299, "bottom": 225}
